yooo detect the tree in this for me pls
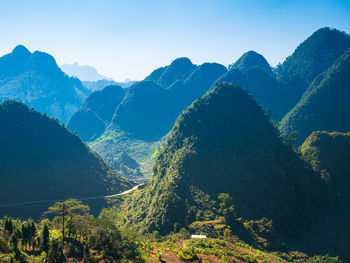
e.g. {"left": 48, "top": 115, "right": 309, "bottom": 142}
{"left": 44, "top": 199, "right": 89, "bottom": 241}
{"left": 41, "top": 224, "right": 50, "bottom": 253}
{"left": 218, "top": 193, "right": 236, "bottom": 225}
{"left": 48, "top": 239, "right": 66, "bottom": 263}
{"left": 4, "top": 218, "right": 14, "bottom": 235}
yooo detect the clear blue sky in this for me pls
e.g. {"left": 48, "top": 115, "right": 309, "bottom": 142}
{"left": 0, "top": 0, "right": 349, "bottom": 81}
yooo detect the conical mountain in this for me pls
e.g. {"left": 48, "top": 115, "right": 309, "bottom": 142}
{"left": 0, "top": 100, "right": 131, "bottom": 218}
{"left": 280, "top": 48, "right": 350, "bottom": 145}
{"left": 216, "top": 63, "right": 281, "bottom": 118}
{"left": 67, "top": 107, "right": 106, "bottom": 141}
{"left": 231, "top": 50, "right": 271, "bottom": 72}
{"left": 145, "top": 57, "right": 197, "bottom": 88}
{"left": 67, "top": 85, "right": 126, "bottom": 141}
{"left": 110, "top": 62, "right": 227, "bottom": 142}
{"left": 0, "top": 45, "right": 89, "bottom": 123}
{"left": 84, "top": 85, "right": 125, "bottom": 123}
{"left": 111, "top": 80, "right": 170, "bottom": 141}
{"left": 118, "top": 82, "right": 327, "bottom": 247}
{"left": 276, "top": 27, "right": 350, "bottom": 116}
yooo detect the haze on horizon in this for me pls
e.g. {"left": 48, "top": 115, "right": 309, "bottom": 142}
{"left": 0, "top": 0, "right": 349, "bottom": 81}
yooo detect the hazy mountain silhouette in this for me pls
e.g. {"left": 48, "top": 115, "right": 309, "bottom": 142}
{"left": 0, "top": 45, "right": 89, "bottom": 123}
{"left": 61, "top": 62, "right": 113, "bottom": 82}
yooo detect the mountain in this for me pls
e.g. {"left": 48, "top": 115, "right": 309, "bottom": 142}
{"left": 276, "top": 27, "right": 350, "bottom": 116}
{"left": 67, "top": 85, "right": 126, "bottom": 141}
{"left": 66, "top": 107, "right": 106, "bottom": 141}
{"left": 82, "top": 79, "right": 135, "bottom": 91}
{"left": 61, "top": 62, "right": 112, "bottom": 81}
{"left": 216, "top": 53, "right": 281, "bottom": 119}
{"left": 0, "top": 45, "right": 89, "bottom": 123}
{"left": 145, "top": 57, "right": 197, "bottom": 88}
{"left": 90, "top": 61, "right": 226, "bottom": 179}
{"left": 111, "top": 81, "right": 171, "bottom": 141}
{"left": 0, "top": 100, "right": 131, "bottom": 218}
{"left": 230, "top": 50, "right": 271, "bottom": 72}
{"left": 300, "top": 131, "right": 350, "bottom": 259}
{"left": 111, "top": 62, "right": 227, "bottom": 142}
{"left": 280, "top": 48, "right": 350, "bottom": 145}
{"left": 115, "top": 82, "right": 330, "bottom": 253}
{"left": 0, "top": 46, "right": 89, "bottom": 122}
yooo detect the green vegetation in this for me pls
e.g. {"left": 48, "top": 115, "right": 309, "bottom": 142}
{"left": 0, "top": 200, "right": 142, "bottom": 262}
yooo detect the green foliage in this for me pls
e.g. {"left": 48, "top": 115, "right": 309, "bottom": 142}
{"left": 307, "top": 255, "right": 343, "bottom": 263}
{"left": 41, "top": 225, "right": 50, "bottom": 253}
{"left": 48, "top": 239, "right": 66, "bottom": 263}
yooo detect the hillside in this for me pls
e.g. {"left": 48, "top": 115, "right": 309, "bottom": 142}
{"left": 300, "top": 131, "right": 350, "bottom": 259}
{"left": 0, "top": 100, "right": 131, "bottom": 218}
{"left": 0, "top": 45, "right": 89, "bottom": 123}
{"left": 276, "top": 27, "right": 350, "bottom": 117}
{"left": 112, "top": 82, "right": 333, "bottom": 256}
{"left": 280, "top": 48, "right": 350, "bottom": 145}
{"left": 300, "top": 131, "right": 350, "bottom": 213}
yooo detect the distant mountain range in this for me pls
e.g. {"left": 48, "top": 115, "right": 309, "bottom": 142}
{"left": 61, "top": 62, "right": 113, "bottom": 82}
{"left": 81, "top": 79, "right": 135, "bottom": 91}
{"left": 0, "top": 45, "right": 89, "bottom": 123}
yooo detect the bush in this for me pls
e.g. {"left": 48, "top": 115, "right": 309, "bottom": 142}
{"left": 0, "top": 236, "right": 12, "bottom": 253}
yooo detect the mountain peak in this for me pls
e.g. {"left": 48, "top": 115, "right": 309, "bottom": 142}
{"left": 233, "top": 51, "right": 271, "bottom": 72}
{"left": 12, "top": 45, "right": 31, "bottom": 56}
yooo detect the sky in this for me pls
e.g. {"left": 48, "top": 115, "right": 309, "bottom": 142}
{"left": 0, "top": 0, "right": 349, "bottom": 81}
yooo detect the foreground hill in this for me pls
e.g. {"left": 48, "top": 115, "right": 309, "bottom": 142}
{"left": 113, "top": 82, "right": 334, "bottom": 255}
{"left": 280, "top": 48, "right": 350, "bottom": 145}
{"left": 276, "top": 27, "right": 350, "bottom": 117}
{"left": 0, "top": 101, "right": 131, "bottom": 218}
{"left": 0, "top": 45, "right": 89, "bottom": 123}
